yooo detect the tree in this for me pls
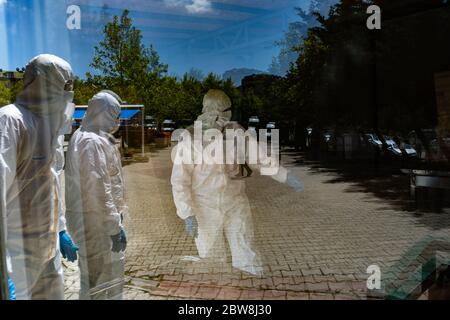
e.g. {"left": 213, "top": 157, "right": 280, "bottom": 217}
{"left": 269, "top": 1, "right": 338, "bottom": 76}
{"left": 85, "top": 9, "right": 242, "bottom": 126}
{"left": 185, "top": 68, "right": 204, "bottom": 81}
{"left": 8, "top": 80, "right": 23, "bottom": 104}
{"left": 89, "top": 9, "right": 167, "bottom": 87}
{"left": 269, "top": 8, "right": 315, "bottom": 76}
{"left": 73, "top": 77, "right": 100, "bottom": 105}
{"left": 0, "top": 82, "right": 11, "bottom": 106}
{"left": 202, "top": 73, "right": 223, "bottom": 91}
{"left": 285, "top": 0, "right": 377, "bottom": 131}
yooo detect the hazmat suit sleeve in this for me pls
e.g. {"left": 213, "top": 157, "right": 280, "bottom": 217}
{"left": 0, "top": 113, "right": 19, "bottom": 273}
{"left": 80, "top": 139, "right": 122, "bottom": 236}
{"left": 111, "top": 160, "right": 127, "bottom": 220}
{"left": 244, "top": 130, "right": 288, "bottom": 183}
{"left": 171, "top": 144, "right": 195, "bottom": 220}
{"left": 53, "top": 135, "right": 67, "bottom": 232}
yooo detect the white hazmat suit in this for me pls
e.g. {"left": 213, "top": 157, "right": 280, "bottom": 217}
{"left": 65, "top": 92, "right": 126, "bottom": 300}
{"left": 0, "top": 54, "right": 75, "bottom": 299}
{"left": 171, "top": 90, "right": 289, "bottom": 276}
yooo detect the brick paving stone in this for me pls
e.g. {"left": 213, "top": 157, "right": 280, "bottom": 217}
{"left": 240, "top": 289, "right": 265, "bottom": 300}
{"left": 309, "top": 293, "right": 334, "bottom": 300}
{"left": 285, "top": 283, "right": 308, "bottom": 292}
{"left": 62, "top": 147, "right": 450, "bottom": 300}
{"left": 350, "top": 281, "right": 369, "bottom": 292}
{"left": 172, "top": 284, "right": 200, "bottom": 299}
{"left": 306, "top": 282, "right": 330, "bottom": 292}
{"left": 193, "top": 286, "right": 221, "bottom": 299}
{"left": 286, "top": 291, "right": 310, "bottom": 300}
{"left": 163, "top": 274, "right": 183, "bottom": 282}
{"left": 271, "top": 276, "right": 294, "bottom": 287}
{"left": 158, "top": 280, "right": 181, "bottom": 294}
{"left": 263, "top": 290, "right": 287, "bottom": 300}
{"left": 334, "top": 293, "right": 359, "bottom": 300}
{"left": 328, "top": 281, "right": 353, "bottom": 293}
{"left": 216, "top": 287, "right": 242, "bottom": 300}
{"left": 231, "top": 278, "right": 253, "bottom": 288}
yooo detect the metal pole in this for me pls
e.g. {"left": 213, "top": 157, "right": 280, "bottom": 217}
{"left": 141, "top": 106, "right": 145, "bottom": 157}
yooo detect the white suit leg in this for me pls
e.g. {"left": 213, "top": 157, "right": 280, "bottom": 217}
{"left": 194, "top": 201, "right": 227, "bottom": 262}
{"left": 30, "top": 251, "right": 64, "bottom": 300}
{"left": 12, "top": 250, "right": 64, "bottom": 300}
{"left": 78, "top": 240, "right": 124, "bottom": 300}
{"left": 223, "top": 196, "right": 263, "bottom": 276}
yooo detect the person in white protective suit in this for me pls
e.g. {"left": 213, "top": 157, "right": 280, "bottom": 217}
{"left": 65, "top": 91, "right": 127, "bottom": 300}
{"left": 0, "top": 54, "right": 79, "bottom": 300}
{"left": 171, "top": 90, "right": 304, "bottom": 276}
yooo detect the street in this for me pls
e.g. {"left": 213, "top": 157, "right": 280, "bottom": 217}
{"left": 64, "top": 145, "right": 450, "bottom": 300}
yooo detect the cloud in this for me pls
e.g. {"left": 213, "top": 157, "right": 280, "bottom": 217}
{"left": 186, "top": 0, "right": 211, "bottom": 13}
{"left": 164, "top": 0, "right": 212, "bottom": 14}
{"left": 0, "top": 0, "right": 7, "bottom": 6}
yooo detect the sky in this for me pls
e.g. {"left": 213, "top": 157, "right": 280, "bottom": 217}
{"left": 0, "top": 0, "right": 318, "bottom": 78}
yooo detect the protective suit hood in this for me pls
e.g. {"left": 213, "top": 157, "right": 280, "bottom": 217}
{"left": 197, "top": 89, "right": 232, "bottom": 130}
{"left": 82, "top": 92, "right": 121, "bottom": 134}
{"left": 16, "top": 54, "right": 74, "bottom": 117}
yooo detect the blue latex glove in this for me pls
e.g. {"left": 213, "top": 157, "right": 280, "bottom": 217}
{"left": 59, "top": 230, "right": 79, "bottom": 262}
{"left": 184, "top": 216, "right": 198, "bottom": 239}
{"left": 111, "top": 227, "right": 127, "bottom": 253}
{"left": 286, "top": 173, "right": 305, "bottom": 192}
{"left": 8, "top": 276, "right": 16, "bottom": 300}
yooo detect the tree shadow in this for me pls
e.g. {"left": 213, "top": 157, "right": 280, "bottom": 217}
{"left": 283, "top": 149, "right": 450, "bottom": 230}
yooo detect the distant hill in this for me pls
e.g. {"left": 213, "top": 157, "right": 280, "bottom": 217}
{"left": 222, "top": 68, "right": 267, "bottom": 86}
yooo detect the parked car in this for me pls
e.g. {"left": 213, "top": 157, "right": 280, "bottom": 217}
{"left": 383, "top": 135, "right": 403, "bottom": 156}
{"left": 401, "top": 143, "right": 418, "bottom": 157}
{"left": 162, "top": 119, "right": 176, "bottom": 133}
{"left": 145, "top": 116, "right": 157, "bottom": 130}
{"left": 363, "top": 133, "right": 383, "bottom": 149}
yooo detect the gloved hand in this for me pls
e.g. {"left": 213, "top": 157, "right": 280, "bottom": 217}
{"left": 184, "top": 216, "right": 198, "bottom": 239}
{"left": 111, "top": 227, "right": 127, "bottom": 253}
{"left": 286, "top": 172, "right": 305, "bottom": 192}
{"left": 59, "top": 230, "right": 79, "bottom": 262}
{"left": 8, "top": 276, "right": 16, "bottom": 300}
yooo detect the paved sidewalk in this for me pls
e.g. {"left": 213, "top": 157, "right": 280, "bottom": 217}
{"left": 64, "top": 146, "right": 450, "bottom": 300}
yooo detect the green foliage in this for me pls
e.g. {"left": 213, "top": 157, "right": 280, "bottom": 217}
{"left": 185, "top": 68, "right": 204, "bottom": 81}
{"left": 73, "top": 77, "right": 99, "bottom": 105}
{"left": 84, "top": 9, "right": 245, "bottom": 125}
{"left": 0, "top": 82, "right": 11, "bottom": 106}
{"left": 265, "top": 1, "right": 377, "bottom": 133}
{"left": 90, "top": 9, "right": 167, "bottom": 87}
{"left": 9, "top": 80, "right": 23, "bottom": 104}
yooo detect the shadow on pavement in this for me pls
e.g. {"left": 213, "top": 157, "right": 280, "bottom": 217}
{"left": 282, "top": 149, "right": 450, "bottom": 230}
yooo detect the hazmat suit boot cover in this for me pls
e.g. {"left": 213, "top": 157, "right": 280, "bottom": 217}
{"left": 171, "top": 90, "right": 263, "bottom": 276}
{"left": 65, "top": 92, "right": 126, "bottom": 300}
{"left": 0, "top": 54, "right": 74, "bottom": 299}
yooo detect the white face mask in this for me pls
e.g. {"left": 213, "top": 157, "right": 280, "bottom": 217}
{"left": 58, "top": 102, "right": 75, "bottom": 135}
{"left": 222, "top": 110, "right": 232, "bottom": 122}
{"left": 110, "top": 117, "right": 121, "bottom": 134}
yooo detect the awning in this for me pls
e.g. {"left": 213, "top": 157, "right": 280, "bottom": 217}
{"left": 73, "top": 109, "right": 140, "bottom": 121}
{"left": 73, "top": 110, "right": 86, "bottom": 120}
{"left": 120, "top": 110, "right": 140, "bottom": 120}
